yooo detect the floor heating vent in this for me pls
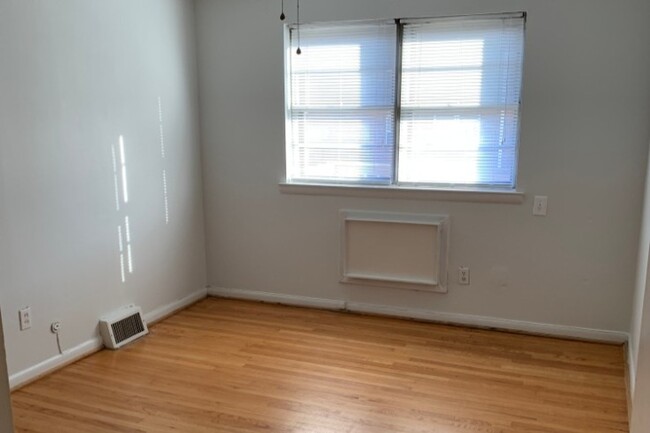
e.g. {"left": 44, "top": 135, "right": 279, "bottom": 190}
{"left": 99, "top": 306, "right": 149, "bottom": 349}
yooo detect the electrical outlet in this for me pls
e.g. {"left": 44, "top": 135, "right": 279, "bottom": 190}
{"left": 51, "top": 321, "right": 61, "bottom": 334}
{"left": 533, "top": 195, "right": 548, "bottom": 216}
{"left": 458, "top": 267, "right": 470, "bottom": 285}
{"left": 19, "top": 307, "right": 32, "bottom": 330}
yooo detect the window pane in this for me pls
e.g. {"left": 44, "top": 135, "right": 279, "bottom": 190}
{"left": 398, "top": 16, "right": 525, "bottom": 187}
{"left": 287, "top": 22, "right": 397, "bottom": 184}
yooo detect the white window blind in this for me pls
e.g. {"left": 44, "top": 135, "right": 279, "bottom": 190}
{"left": 287, "top": 21, "right": 396, "bottom": 184}
{"left": 285, "top": 13, "right": 525, "bottom": 189}
{"left": 399, "top": 15, "right": 525, "bottom": 187}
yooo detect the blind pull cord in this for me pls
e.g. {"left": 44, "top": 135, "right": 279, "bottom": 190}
{"left": 296, "top": 0, "right": 301, "bottom": 54}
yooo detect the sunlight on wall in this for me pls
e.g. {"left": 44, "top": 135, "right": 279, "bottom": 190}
{"left": 125, "top": 215, "right": 133, "bottom": 273}
{"left": 111, "top": 144, "right": 121, "bottom": 212}
{"left": 113, "top": 135, "right": 134, "bottom": 283}
{"left": 119, "top": 136, "right": 130, "bottom": 204}
{"left": 158, "top": 97, "right": 170, "bottom": 224}
{"left": 117, "top": 225, "right": 125, "bottom": 283}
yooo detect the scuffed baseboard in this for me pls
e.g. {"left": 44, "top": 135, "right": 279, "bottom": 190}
{"left": 9, "top": 336, "right": 103, "bottom": 390}
{"left": 208, "top": 286, "right": 346, "bottom": 310}
{"left": 208, "top": 286, "right": 629, "bottom": 344}
{"left": 9, "top": 287, "right": 208, "bottom": 390}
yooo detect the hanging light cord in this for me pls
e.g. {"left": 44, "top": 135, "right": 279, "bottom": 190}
{"left": 281, "top": 0, "right": 302, "bottom": 55}
{"left": 296, "top": 0, "right": 301, "bottom": 54}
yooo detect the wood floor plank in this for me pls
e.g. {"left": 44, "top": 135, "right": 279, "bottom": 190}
{"left": 11, "top": 298, "right": 629, "bottom": 432}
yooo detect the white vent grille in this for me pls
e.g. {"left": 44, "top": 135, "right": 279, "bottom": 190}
{"left": 99, "top": 306, "right": 148, "bottom": 349}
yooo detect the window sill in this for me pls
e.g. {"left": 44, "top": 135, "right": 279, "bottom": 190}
{"left": 279, "top": 182, "right": 525, "bottom": 204}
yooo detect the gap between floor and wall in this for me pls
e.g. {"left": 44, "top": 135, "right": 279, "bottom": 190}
{"left": 207, "top": 287, "right": 629, "bottom": 343}
{"left": 9, "top": 285, "right": 633, "bottom": 397}
{"left": 8, "top": 288, "right": 208, "bottom": 390}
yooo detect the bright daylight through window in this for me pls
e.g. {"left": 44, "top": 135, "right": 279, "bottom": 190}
{"left": 285, "top": 13, "right": 525, "bottom": 190}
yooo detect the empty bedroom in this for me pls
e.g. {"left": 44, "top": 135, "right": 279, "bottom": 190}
{"left": 0, "top": 0, "right": 649, "bottom": 432}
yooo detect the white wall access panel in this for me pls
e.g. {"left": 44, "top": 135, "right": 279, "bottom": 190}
{"left": 340, "top": 210, "right": 449, "bottom": 292}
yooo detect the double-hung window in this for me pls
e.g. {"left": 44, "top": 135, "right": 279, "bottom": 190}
{"left": 285, "top": 12, "right": 525, "bottom": 190}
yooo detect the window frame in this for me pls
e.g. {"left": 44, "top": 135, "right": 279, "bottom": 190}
{"left": 282, "top": 12, "right": 527, "bottom": 199}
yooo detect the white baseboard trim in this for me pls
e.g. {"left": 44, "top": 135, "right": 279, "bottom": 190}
{"left": 208, "top": 287, "right": 628, "bottom": 344}
{"left": 208, "top": 287, "right": 346, "bottom": 310}
{"left": 9, "top": 287, "right": 208, "bottom": 391}
{"left": 627, "top": 341, "right": 637, "bottom": 413}
{"left": 346, "top": 301, "right": 629, "bottom": 343}
{"left": 9, "top": 336, "right": 103, "bottom": 390}
{"left": 144, "top": 287, "right": 208, "bottom": 325}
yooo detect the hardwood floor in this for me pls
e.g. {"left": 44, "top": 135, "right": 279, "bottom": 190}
{"left": 11, "top": 298, "right": 628, "bottom": 433}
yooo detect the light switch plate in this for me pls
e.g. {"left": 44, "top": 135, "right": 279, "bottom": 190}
{"left": 533, "top": 196, "right": 548, "bottom": 216}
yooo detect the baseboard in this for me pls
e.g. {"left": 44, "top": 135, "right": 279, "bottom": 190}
{"left": 626, "top": 341, "right": 636, "bottom": 422}
{"left": 9, "top": 287, "right": 208, "bottom": 391}
{"left": 346, "top": 301, "right": 628, "bottom": 344}
{"left": 144, "top": 287, "right": 208, "bottom": 325}
{"left": 208, "top": 287, "right": 346, "bottom": 310}
{"left": 628, "top": 341, "right": 637, "bottom": 395}
{"left": 9, "top": 336, "right": 103, "bottom": 390}
{"left": 208, "top": 287, "right": 629, "bottom": 344}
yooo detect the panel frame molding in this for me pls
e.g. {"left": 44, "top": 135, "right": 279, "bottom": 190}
{"left": 339, "top": 210, "right": 450, "bottom": 293}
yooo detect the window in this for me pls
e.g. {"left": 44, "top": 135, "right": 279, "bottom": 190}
{"left": 285, "top": 13, "right": 525, "bottom": 190}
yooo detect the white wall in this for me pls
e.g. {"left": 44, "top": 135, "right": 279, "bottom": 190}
{"left": 0, "top": 313, "right": 14, "bottom": 432}
{"left": 195, "top": 0, "right": 650, "bottom": 334}
{"left": 0, "top": 0, "right": 206, "bottom": 378}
